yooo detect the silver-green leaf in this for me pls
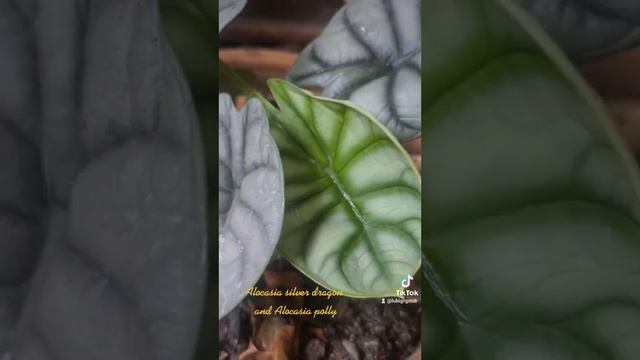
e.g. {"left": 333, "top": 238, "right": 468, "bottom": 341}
{"left": 287, "top": 0, "right": 421, "bottom": 142}
{"left": 267, "top": 80, "right": 421, "bottom": 297}
{"left": 218, "top": 94, "right": 284, "bottom": 318}
{"left": 219, "top": 0, "right": 246, "bottom": 32}
{"left": 516, "top": 0, "right": 640, "bottom": 59}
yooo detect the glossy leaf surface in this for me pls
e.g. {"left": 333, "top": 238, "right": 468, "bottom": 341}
{"left": 287, "top": 0, "right": 421, "bottom": 142}
{"left": 423, "top": 0, "right": 640, "bottom": 358}
{"left": 516, "top": 0, "right": 640, "bottom": 59}
{"left": 218, "top": 95, "right": 284, "bottom": 318}
{"left": 267, "top": 80, "right": 421, "bottom": 297}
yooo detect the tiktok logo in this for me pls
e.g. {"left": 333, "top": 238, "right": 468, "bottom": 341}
{"left": 396, "top": 274, "right": 419, "bottom": 298}
{"left": 401, "top": 273, "right": 413, "bottom": 288}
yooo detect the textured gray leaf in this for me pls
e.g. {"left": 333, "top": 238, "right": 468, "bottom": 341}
{"left": 219, "top": 0, "right": 246, "bottom": 32}
{"left": 218, "top": 95, "right": 284, "bottom": 318}
{"left": 0, "top": 0, "right": 207, "bottom": 359}
{"left": 516, "top": 0, "right": 640, "bottom": 59}
{"left": 287, "top": 0, "right": 422, "bottom": 142}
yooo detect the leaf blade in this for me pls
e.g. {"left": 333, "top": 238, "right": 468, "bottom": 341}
{"left": 287, "top": 0, "right": 422, "bottom": 141}
{"left": 423, "top": 0, "right": 640, "bottom": 357}
{"left": 218, "top": 94, "right": 285, "bottom": 318}
{"left": 515, "top": 0, "right": 640, "bottom": 60}
{"left": 267, "top": 80, "right": 421, "bottom": 297}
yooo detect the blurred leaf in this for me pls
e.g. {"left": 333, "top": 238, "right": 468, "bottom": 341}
{"left": 516, "top": 0, "right": 640, "bottom": 59}
{"left": 160, "top": 0, "right": 216, "bottom": 103}
{"left": 220, "top": 0, "right": 247, "bottom": 32}
{"left": 423, "top": 0, "right": 640, "bottom": 358}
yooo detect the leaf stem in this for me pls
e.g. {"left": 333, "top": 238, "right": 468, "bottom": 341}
{"left": 422, "top": 253, "right": 469, "bottom": 323}
{"left": 218, "top": 60, "right": 258, "bottom": 98}
{"left": 218, "top": 60, "right": 281, "bottom": 118}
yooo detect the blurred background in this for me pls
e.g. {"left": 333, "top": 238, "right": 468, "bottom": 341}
{"left": 582, "top": 48, "right": 640, "bottom": 159}
{"left": 220, "top": 0, "right": 343, "bottom": 80}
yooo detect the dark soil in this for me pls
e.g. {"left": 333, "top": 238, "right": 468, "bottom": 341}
{"left": 219, "top": 259, "right": 421, "bottom": 360}
{"left": 219, "top": 306, "right": 253, "bottom": 358}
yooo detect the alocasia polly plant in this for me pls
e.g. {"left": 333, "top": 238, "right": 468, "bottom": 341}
{"left": 266, "top": 80, "right": 421, "bottom": 297}
{"left": 423, "top": 0, "right": 640, "bottom": 357}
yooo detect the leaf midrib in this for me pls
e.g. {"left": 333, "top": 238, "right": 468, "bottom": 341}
{"left": 275, "top": 88, "right": 417, "bottom": 290}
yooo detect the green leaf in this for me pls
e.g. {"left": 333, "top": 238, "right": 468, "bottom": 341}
{"left": 191, "top": 0, "right": 217, "bottom": 23}
{"left": 423, "top": 0, "right": 640, "bottom": 357}
{"left": 160, "top": 0, "right": 216, "bottom": 103}
{"left": 515, "top": 0, "right": 640, "bottom": 60}
{"left": 287, "top": 0, "right": 421, "bottom": 142}
{"left": 266, "top": 80, "right": 421, "bottom": 297}
{"left": 218, "top": 94, "right": 285, "bottom": 318}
